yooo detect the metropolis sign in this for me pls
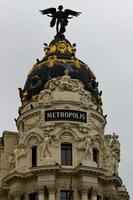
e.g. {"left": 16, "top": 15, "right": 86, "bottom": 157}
{"left": 45, "top": 109, "right": 87, "bottom": 123}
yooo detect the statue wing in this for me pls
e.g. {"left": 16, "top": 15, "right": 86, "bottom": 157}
{"left": 64, "top": 9, "right": 81, "bottom": 17}
{"left": 39, "top": 7, "right": 56, "bottom": 15}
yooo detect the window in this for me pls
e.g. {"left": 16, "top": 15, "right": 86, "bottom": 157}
{"left": 29, "top": 192, "right": 38, "bottom": 200}
{"left": 31, "top": 146, "right": 37, "bottom": 167}
{"left": 61, "top": 143, "right": 72, "bottom": 165}
{"left": 93, "top": 148, "right": 99, "bottom": 164}
{"left": 60, "top": 190, "right": 73, "bottom": 200}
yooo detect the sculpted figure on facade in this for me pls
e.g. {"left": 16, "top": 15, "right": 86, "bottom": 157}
{"left": 110, "top": 133, "right": 120, "bottom": 175}
{"left": 59, "top": 70, "right": 84, "bottom": 92}
{"left": 44, "top": 77, "right": 60, "bottom": 91}
{"left": 12, "top": 145, "right": 19, "bottom": 168}
{"left": 44, "top": 70, "right": 84, "bottom": 93}
{"left": 88, "top": 116, "right": 104, "bottom": 135}
{"left": 103, "top": 135, "right": 120, "bottom": 175}
{"left": 38, "top": 89, "right": 53, "bottom": 105}
{"left": 84, "top": 135, "right": 92, "bottom": 160}
{"left": 17, "top": 145, "right": 27, "bottom": 159}
{"left": 8, "top": 153, "right": 15, "bottom": 169}
{"left": 111, "top": 133, "right": 120, "bottom": 162}
{"left": 40, "top": 134, "right": 52, "bottom": 160}
{"left": 18, "top": 132, "right": 26, "bottom": 147}
{"left": 102, "top": 136, "right": 112, "bottom": 173}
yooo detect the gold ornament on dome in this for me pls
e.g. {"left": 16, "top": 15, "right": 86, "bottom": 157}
{"left": 57, "top": 41, "right": 67, "bottom": 53}
{"left": 44, "top": 40, "right": 76, "bottom": 55}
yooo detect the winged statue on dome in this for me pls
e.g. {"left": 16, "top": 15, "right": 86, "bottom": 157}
{"left": 39, "top": 5, "right": 81, "bottom": 35}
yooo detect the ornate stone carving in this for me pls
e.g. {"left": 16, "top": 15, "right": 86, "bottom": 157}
{"left": 84, "top": 135, "right": 92, "bottom": 160}
{"left": 104, "top": 192, "right": 118, "bottom": 200}
{"left": 38, "top": 185, "right": 45, "bottom": 195}
{"left": 79, "top": 125, "right": 89, "bottom": 134}
{"left": 78, "top": 185, "right": 91, "bottom": 195}
{"left": 17, "top": 145, "right": 27, "bottom": 159}
{"left": 102, "top": 134, "right": 120, "bottom": 176}
{"left": 117, "top": 185, "right": 130, "bottom": 200}
{"left": 45, "top": 71, "right": 84, "bottom": 93}
{"left": 102, "top": 136, "right": 112, "bottom": 173}
{"left": 18, "top": 132, "right": 26, "bottom": 147}
{"left": 24, "top": 132, "right": 42, "bottom": 147}
{"left": 47, "top": 184, "right": 56, "bottom": 194}
{"left": 42, "top": 124, "right": 55, "bottom": 133}
{"left": 91, "top": 186, "right": 98, "bottom": 194}
{"left": 111, "top": 133, "right": 120, "bottom": 162}
{"left": 77, "top": 135, "right": 92, "bottom": 160}
{"left": 28, "top": 136, "right": 39, "bottom": 146}
{"left": 88, "top": 115, "right": 104, "bottom": 135}
{"left": 24, "top": 113, "right": 41, "bottom": 131}
{"left": 40, "top": 134, "right": 52, "bottom": 160}
{"left": 38, "top": 90, "right": 53, "bottom": 105}
{"left": 8, "top": 153, "right": 15, "bottom": 169}
{"left": 80, "top": 90, "right": 92, "bottom": 106}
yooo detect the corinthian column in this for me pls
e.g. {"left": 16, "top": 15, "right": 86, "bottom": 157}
{"left": 79, "top": 186, "right": 89, "bottom": 200}
{"left": 38, "top": 186, "right": 45, "bottom": 200}
{"left": 90, "top": 187, "right": 97, "bottom": 200}
{"left": 48, "top": 185, "right": 56, "bottom": 200}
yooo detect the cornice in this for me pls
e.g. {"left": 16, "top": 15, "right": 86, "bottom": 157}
{"left": 98, "top": 174, "right": 122, "bottom": 187}
{"left": 2, "top": 164, "right": 122, "bottom": 188}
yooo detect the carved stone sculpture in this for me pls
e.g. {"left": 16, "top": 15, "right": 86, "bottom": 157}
{"left": 111, "top": 133, "right": 120, "bottom": 162}
{"left": 40, "top": 135, "right": 51, "bottom": 160}
{"left": 8, "top": 153, "right": 15, "bottom": 169}
{"left": 44, "top": 72, "right": 84, "bottom": 93}
{"left": 84, "top": 135, "right": 92, "bottom": 160}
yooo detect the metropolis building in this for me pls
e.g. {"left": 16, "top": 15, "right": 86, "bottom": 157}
{"left": 0, "top": 8, "right": 130, "bottom": 200}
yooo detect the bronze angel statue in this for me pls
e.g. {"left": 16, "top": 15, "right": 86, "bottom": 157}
{"left": 40, "top": 5, "right": 81, "bottom": 35}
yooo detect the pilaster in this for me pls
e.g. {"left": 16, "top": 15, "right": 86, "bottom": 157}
{"left": 38, "top": 185, "right": 45, "bottom": 200}
{"left": 48, "top": 185, "right": 56, "bottom": 200}
{"left": 90, "top": 187, "right": 98, "bottom": 200}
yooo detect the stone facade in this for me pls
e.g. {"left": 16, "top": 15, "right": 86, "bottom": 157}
{"left": 0, "top": 73, "right": 130, "bottom": 200}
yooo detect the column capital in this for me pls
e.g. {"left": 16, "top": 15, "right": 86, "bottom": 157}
{"left": 104, "top": 193, "right": 118, "bottom": 200}
{"left": 91, "top": 186, "right": 98, "bottom": 194}
{"left": 78, "top": 186, "right": 91, "bottom": 195}
{"left": 38, "top": 185, "right": 45, "bottom": 195}
{"left": 47, "top": 184, "right": 56, "bottom": 194}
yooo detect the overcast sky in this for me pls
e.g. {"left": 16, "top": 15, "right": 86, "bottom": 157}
{"left": 0, "top": 0, "right": 133, "bottom": 198}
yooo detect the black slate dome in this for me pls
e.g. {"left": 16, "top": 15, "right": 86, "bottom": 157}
{"left": 22, "top": 35, "right": 99, "bottom": 103}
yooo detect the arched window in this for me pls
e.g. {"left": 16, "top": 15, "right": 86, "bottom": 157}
{"left": 31, "top": 146, "right": 37, "bottom": 167}
{"left": 61, "top": 143, "right": 72, "bottom": 165}
{"left": 92, "top": 148, "right": 99, "bottom": 164}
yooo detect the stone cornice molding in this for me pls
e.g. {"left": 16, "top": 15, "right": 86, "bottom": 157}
{"left": 17, "top": 108, "right": 42, "bottom": 124}
{"left": 2, "top": 166, "right": 60, "bottom": 184}
{"left": 98, "top": 174, "right": 122, "bottom": 186}
{"left": 2, "top": 165, "right": 122, "bottom": 189}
